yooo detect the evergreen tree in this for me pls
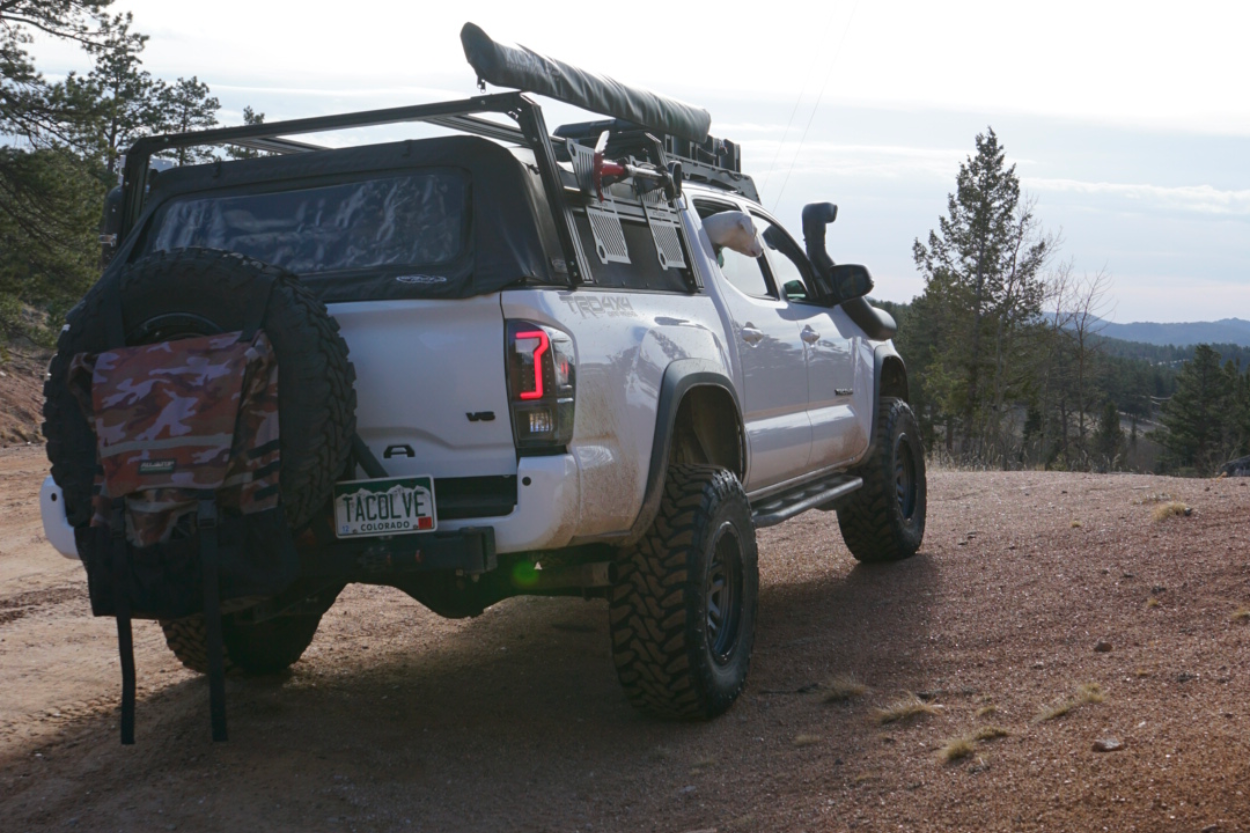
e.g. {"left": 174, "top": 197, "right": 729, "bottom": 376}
{"left": 1, "top": 1, "right": 112, "bottom": 326}
{"left": 911, "top": 128, "right": 1053, "bottom": 463}
{"left": 77, "top": 13, "right": 165, "bottom": 176}
{"left": 1, "top": 1, "right": 112, "bottom": 143}
{"left": 1159, "top": 344, "right": 1235, "bottom": 474}
{"left": 225, "top": 106, "right": 267, "bottom": 160}
{"left": 1092, "top": 399, "right": 1124, "bottom": 471}
{"left": 156, "top": 77, "right": 220, "bottom": 166}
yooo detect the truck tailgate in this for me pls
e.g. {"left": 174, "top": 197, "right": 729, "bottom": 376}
{"left": 328, "top": 295, "right": 516, "bottom": 480}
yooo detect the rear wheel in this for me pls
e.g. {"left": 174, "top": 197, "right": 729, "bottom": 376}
{"left": 160, "top": 612, "right": 324, "bottom": 675}
{"left": 837, "top": 398, "right": 926, "bottom": 562}
{"left": 160, "top": 586, "right": 340, "bottom": 675}
{"left": 609, "top": 464, "right": 758, "bottom": 719}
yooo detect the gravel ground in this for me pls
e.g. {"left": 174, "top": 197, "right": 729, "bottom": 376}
{"left": 1, "top": 444, "right": 1248, "bottom": 832}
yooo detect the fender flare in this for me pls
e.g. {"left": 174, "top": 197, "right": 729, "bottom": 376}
{"left": 866, "top": 342, "right": 909, "bottom": 459}
{"left": 626, "top": 358, "right": 744, "bottom": 542}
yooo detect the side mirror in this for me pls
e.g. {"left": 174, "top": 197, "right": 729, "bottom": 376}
{"left": 830, "top": 264, "right": 873, "bottom": 301}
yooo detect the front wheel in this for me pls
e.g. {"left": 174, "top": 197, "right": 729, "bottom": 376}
{"left": 609, "top": 464, "right": 759, "bottom": 720}
{"left": 837, "top": 398, "right": 927, "bottom": 562}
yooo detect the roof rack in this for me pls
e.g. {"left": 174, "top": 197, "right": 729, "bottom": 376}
{"left": 554, "top": 119, "right": 760, "bottom": 203}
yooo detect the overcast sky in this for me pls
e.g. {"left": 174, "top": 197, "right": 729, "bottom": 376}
{"left": 34, "top": 1, "right": 1250, "bottom": 322}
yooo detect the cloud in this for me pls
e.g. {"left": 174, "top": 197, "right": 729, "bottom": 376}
{"left": 1025, "top": 178, "right": 1250, "bottom": 217}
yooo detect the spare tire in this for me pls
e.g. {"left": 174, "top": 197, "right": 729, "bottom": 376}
{"left": 43, "top": 248, "right": 356, "bottom": 530}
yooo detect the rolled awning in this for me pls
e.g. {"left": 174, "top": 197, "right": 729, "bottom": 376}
{"left": 461, "top": 22, "right": 711, "bottom": 143}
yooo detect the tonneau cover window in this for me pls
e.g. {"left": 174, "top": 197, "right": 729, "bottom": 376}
{"left": 146, "top": 171, "right": 468, "bottom": 275}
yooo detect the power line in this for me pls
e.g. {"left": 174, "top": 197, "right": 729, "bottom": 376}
{"left": 758, "top": 5, "right": 840, "bottom": 194}
{"left": 771, "top": 3, "right": 858, "bottom": 212}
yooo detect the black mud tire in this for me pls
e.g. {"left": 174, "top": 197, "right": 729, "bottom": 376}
{"left": 42, "top": 248, "right": 356, "bottom": 530}
{"left": 837, "top": 398, "right": 926, "bottom": 563}
{"left": 159, "top": 615, "right": 236, "bottom": 676}
{"left": 160, "top": 610, "right": 325, "bottom": 675}
{"left": 609, "top": 464, "right": 758, "bottom": 720}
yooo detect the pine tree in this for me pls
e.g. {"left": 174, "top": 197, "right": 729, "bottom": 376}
{"left": 0, "top": 1, "right": 112, "bottom": 324}
{"left": 77, "top": 13, "right": 165, "bottom": 176}
{"left": 911, "top": 128, "right": 1053, "bottom": 463}
{"left": 1159, "top": 345, "right": 1235, "bottom": 474}
{"left": 225, "top": 106, "right": 267, "bottom": 160}
{"left": 1092, "top": 399, "right": 1124, "bottom": 471}
{"left": 156, "top": 76, "right": 220, "bottom": 166}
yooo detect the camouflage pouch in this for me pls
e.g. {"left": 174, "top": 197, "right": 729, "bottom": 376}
{"left": 69, "top": 331, "right": 295, "bottom": 619}
{"left": 70, "top": 331, "right": 281, "bottom": 548}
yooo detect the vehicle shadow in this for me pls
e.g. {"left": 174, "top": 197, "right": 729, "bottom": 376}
{"left": 0, "top": 550, "right": 941, "bottom": 832}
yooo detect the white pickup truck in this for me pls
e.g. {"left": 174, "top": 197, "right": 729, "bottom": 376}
{"left": 40, "top": 23, "right": 925, "bottom": 721}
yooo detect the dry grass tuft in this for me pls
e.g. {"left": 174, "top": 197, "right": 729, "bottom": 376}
{"left": 689, "top": 757, "right": 715, "bottom": 774}
{"left": 1077, "top": 683, "right": 1105, "bottom": 703}
{"left": 1232, "top": 607, "right": 1250, "bottom": 623}
{"left": 1146, "top": 597, "right": 1161, "bottom": 608}
{"left": 823, "top": 674, "right": 869, "bottom": 703}
{"left": 975, "top": 704, "right": 997, "bottom": 718}
{"left": 874, "top": 694, "right": 940, "bottom": 725}
{"left": 1151, "top": 501, "right": 1190, "bottom": 522}
{"left": 1035, "top": 700, "right": 1073, "bottom": 722}
{"left": 939, "top": 736, "right": 976, "bottom": 762}
{"left": 938, "top": 723, "right": 1012, "bottom": 764}
{"left": 973, "top": 725, "right": 1011, "bottom": 741}
{"left": 1035, "top": 682, "right": 1105, "bottom": 722}
{"left": 792, "top": 734, "right": 822, "bottom": 747}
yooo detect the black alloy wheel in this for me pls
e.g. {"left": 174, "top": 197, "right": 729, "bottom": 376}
{"left": 894, "top": 433, "right": 918, "bottom": 520}
{"left": 706, "top": 523, "right": 744, "bottom": 665}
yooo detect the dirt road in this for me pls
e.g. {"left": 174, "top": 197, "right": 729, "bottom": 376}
{"left": 2, "top": 444, "right": 1248, "bottom": 832}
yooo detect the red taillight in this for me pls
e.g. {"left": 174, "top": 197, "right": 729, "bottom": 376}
{"left": 506, "top": 321, "right": 576, "bottom": 450}
{"left": 514, "top": 330, "right": 549, "bottom": 400}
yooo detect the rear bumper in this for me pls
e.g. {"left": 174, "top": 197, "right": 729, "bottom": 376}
{"left": 38, "top": 452, "right": 582, "bottom": 565}
{"left": 40, "top": 477, "right": 79, "bottom": 560}
{"left": 433, "top": 453, "right": 580, "bottom": 554}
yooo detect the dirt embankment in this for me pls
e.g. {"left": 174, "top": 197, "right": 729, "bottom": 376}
{"left": 1, "top": 445, "right": 1248, "bottom": 832}
{"left": 0, "top": 342, "right": 50, "bottom": 444}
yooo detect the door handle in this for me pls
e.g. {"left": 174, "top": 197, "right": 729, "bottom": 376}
{"left": 801, "top": 326, "right": 820, "bottom": 345}
{"left": 741, "top": 323, "right": 764, "bottom": 345}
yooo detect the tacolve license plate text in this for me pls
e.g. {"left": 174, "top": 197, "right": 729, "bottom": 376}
{"left": 334, "top": 475, "right": 436, "bottom": 538}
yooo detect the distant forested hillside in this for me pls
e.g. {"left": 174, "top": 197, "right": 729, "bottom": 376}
{"left": 1098, "top": 318, "right": 1250, "bottom": 347}
{"left": 1097, "top": 338, "right": 1250, "bottom": 369}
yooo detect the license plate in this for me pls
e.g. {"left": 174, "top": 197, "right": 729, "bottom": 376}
{"left": 333, "top": 475, "right": 436, "bottom": 539}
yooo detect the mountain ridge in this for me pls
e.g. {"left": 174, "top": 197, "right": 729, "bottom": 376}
{"left": 1096, "top": 317, "right": 1250, "bottom": 347}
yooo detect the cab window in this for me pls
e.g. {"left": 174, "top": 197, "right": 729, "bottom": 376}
{"left": 718, "top": 246, "right": 772, "bottom": 298}
{"left": 695, "top": 200, "right": 775, "bottom": 299}
{"left": 753, "top": 215, "right": 816, "bottom": 303}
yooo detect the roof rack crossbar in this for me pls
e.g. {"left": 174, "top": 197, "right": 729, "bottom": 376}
{"left": 426, "top": 114, "right": 526, "bottom": 145}
{"left": 126, "top": 92, "right": 527, "bottom": 156}
{"left": 231, "top": 136, "right": 327, "bottom": 155}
